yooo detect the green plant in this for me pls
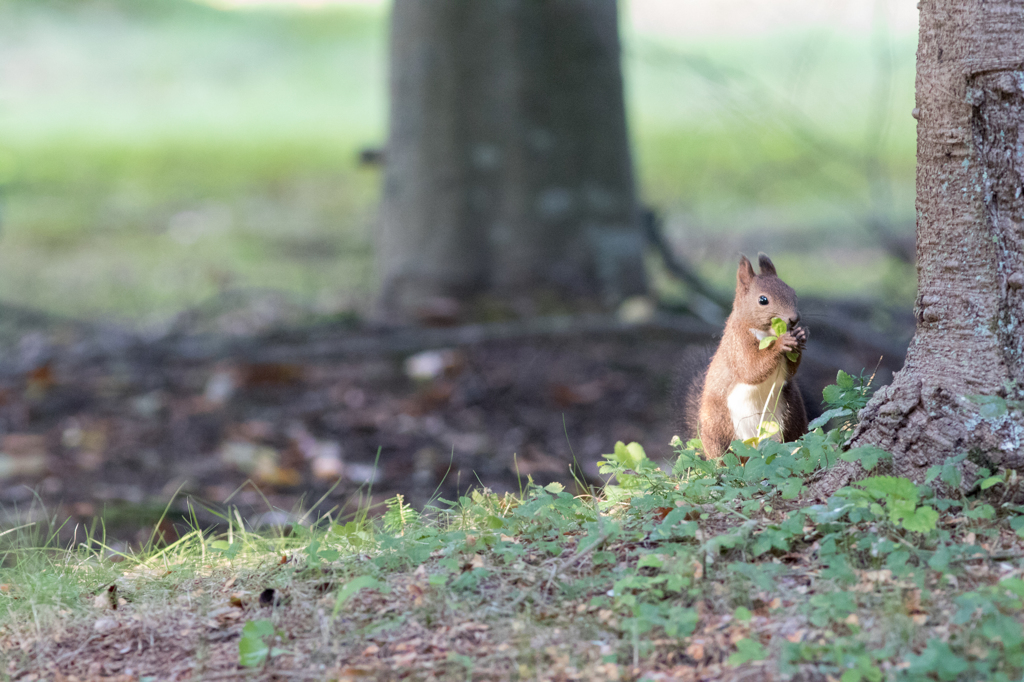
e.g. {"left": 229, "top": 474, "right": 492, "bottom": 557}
{"left": 599, "top": 441, "right": 664, "bottom": 503}
{"left": 840, "top": 476, "right": 940, "bottom": 534}
{"left": 238, "top": 619, "right": 286, "bottom": 667}
{"left": 729, "top": 638, "right": 767, "bottom": 666}
{"left": 901, "top": 578, "right": 1024, "bottom": 682}
{"left": 383, "top": 494, "right": 421, "bottom": 536}
{"left": 809, "top": 369, "right": 877, "bottom": 431}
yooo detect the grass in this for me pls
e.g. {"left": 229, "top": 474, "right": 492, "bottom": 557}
{"left": 0, "top": 0, "right": 918, "bottom": 326}
{"left": 4, "top": 375, "right": 1024, "bottom": 680}
{"left": 0, "top": 0, "right": 387, "bottom": 324}
{"left": 1, "top": 137, "right": 380, "bottom": 322}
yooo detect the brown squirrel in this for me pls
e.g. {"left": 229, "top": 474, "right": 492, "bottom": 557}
{"left": 684, "top": 254, "right": 808, "bottom": 458}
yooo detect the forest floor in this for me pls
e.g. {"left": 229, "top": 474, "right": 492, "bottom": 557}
{"left": 3, "top": 347, "right": 1024, "bottom": 681}
{"left": 0, "top": 298, "right": 940, "bottom": 682}
{"left": 0, "top": 297, "right": 909, "bottom": 549}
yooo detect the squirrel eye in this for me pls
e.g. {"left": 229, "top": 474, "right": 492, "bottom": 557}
{"left": 758, "top": 295, "right": 769, "bottom": 305}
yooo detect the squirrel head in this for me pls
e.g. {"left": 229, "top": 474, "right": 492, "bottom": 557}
{"left": 733, "top": 253, "right": 800, "bottom": 333}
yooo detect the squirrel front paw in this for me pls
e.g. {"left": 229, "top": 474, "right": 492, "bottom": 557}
{"left": 791, "top": 325, "right": 808, "bottom": 349}
{"left": 778, "top": 331, "right": 800, "bottom": 352}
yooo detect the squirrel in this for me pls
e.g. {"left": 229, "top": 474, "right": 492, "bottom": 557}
{"left": 683, "top": 254, "right": 809, "bottom": 459}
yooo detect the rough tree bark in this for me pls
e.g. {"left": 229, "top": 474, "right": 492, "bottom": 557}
{"left": 377, "top": 0, "right": 646, "bottom": 320}
{"left": 820, "top": 0, "right": 1024, "bottom": 495}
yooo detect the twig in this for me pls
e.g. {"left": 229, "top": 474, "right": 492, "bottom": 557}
{"left": 541, "top": 531, "right": 615, "bottom": 593}
{"left": 953, "top": 551, "right": 1024, "bottom": 563}
{"left": 52, "top": 635, "right": 100, "bottom": 665}
{"left": 642, "top": 210, "right": 731, "bottom": 310}
{"left": 29, "top": 313, "right": 718, "bottom": 378}
{"left": 507, "top": 531, "right": 615, "bottom": 611}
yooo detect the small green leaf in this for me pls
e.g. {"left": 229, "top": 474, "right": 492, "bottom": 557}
{"left": 757, "top": 420, "right": 780, "bottom": 439}
{"left": 886, "top": 549, "right": 911, "bottom": 570}
{"left": 980, "top": 475, "right": 1003, "bottom": 490}
{"left": 981, "top": 401, "right": 1007, "bottom": 418}
{"left": 892, "top": 503, "right": 939, "bottom": 533}
{"left": 211, "top": 540, "right": 241, "bottom": 559}
{"left": 728, "top": 638, "right": 766, "bottom": 666}
{"left": 637, "top": 554, "right": 664, "bottom": 569}
{"left": 808, "top": 407, "right": 852, "bottom": 430}
{"left": 907, "top": 639, "right": 969, "bottom": 679}
{"left": 758, "top": 335, "right": 777, "bottom": 350}
{"left": 822, "top": 384, "right": 844, "bottom": 404}
{"left": 332, "top": 576, "right": 379, "bottom": 618}
{"left": 999, "top": 577, "right": 1024, "bottom": 598}
{"left": 928, "top": 545, "right": 952, "bottom": 571}
{"left": 625, "top": 442, "right": 647, "bottom": 466}
{"left": 770, "top": 317, "right": 788, "bottom": 337}
{"left": 965, "top": 504, "right": 995, "bottom": 520}
{"left": 605, "top": 441, "right": 648, "bottom": 471}
{"left": 858, "top": 475, "right": 918, "bottom": 502}
{"left": 544, "top": 482, "right": 565, "bottom": 494}
{"left": 841, "top": 446, "right": 892, "bottom": 471}
{"left": 245, "top": 619, "right": 275, "bottom": 638}
{"left": 750, "top": 534, "right": 773, "bottom": 557}
{"left": 238, "top": 636, "right": 269, "bottom": 667}
{"left": 239, "top": 619, "right": 276, "bottom": 667}
{"left": 734, "top": 606, "right": 753, "bottom": 621}
{"left": 842, "top": 660, "right": 883, "bottom": 682}
{"left": 982, "top": 613, "right": 1024, "bottom": 648}
{"left": 1001, "top": 577, "right": 1024, "bottom": 598}
{"left": 966, "top": 394, "right": 1008, "bottom": 418}
{"left": 786, "top": 351, "right": 800, "bottom": 362}
{"left": 780, "top": 477, "right": 804, "bottom": 500}
{"left": 836, "top": 370, "right": 855, "bottom": 389}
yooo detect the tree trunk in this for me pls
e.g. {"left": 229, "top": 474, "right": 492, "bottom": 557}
{"left": 824, "top": 0, "right": 1024, "bottom": 494}
{"left": 377, "top": 0, "right": 645, "bottom": 319}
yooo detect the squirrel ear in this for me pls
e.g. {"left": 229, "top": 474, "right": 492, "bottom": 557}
{"left": 737, "top": 255, "right": 756, "bottom": 291}
{"left": 757, "top": 253, "right": 777, "bottom": 277}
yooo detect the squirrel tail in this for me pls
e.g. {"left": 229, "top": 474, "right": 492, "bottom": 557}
{"left": 672, "top": 345, "right": 715, "bottom": 443}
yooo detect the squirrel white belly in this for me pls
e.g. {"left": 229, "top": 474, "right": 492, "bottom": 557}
{"left": 726, "top": 361, "right": 790, "bottom": 441}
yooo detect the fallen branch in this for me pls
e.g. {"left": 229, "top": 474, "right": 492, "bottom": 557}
{"left": 541, "top": 530, "right": 616, "bottom": 593}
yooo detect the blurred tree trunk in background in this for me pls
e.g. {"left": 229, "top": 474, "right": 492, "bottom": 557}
{"left": 377, "top": 0, "right": 646, "bottom": 321}
{"left": 829, "top": 0, "right": 1024, "bottom": 492}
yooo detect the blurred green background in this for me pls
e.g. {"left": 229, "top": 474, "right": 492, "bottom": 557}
{"left": 0, "top": 0, "right": 918, "bottom": 328}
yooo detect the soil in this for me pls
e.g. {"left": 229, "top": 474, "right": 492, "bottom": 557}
{"left": 0, "top": 297, "right": 912, "bottom": 548}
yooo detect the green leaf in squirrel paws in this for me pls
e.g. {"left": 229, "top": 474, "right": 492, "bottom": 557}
{"left": 759, "top": 317, "right": 800, "bottom": 363}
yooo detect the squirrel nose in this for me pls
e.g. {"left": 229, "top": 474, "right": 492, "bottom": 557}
{"left": 789, "top": 314, "right": 801, "bottom": 329}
